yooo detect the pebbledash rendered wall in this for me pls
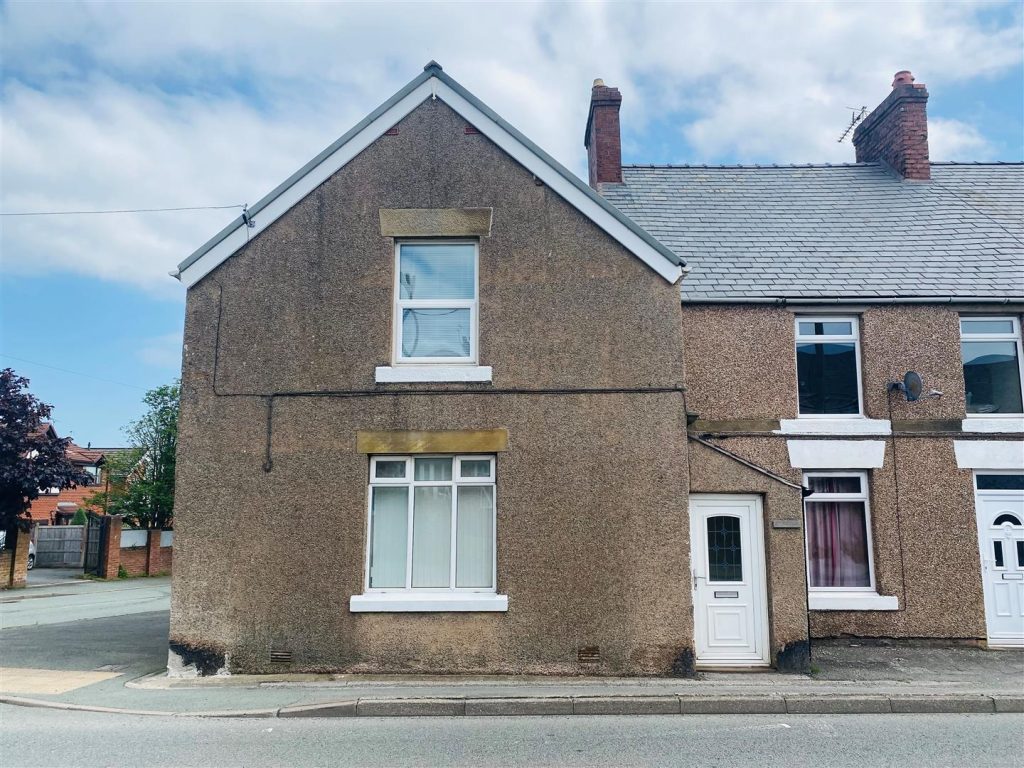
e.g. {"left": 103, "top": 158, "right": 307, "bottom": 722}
{"left": 170, "top": 99, "right": 695, "bottom": 676}
{"left": 683, "top": 303, "right": 1024, "bottom": 640}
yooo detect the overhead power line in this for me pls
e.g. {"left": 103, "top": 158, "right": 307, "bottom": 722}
{"left": 0, "top": 204, "right": 245, "bottom": 217}
{"left": 0, "top": 354, "right": 148, "bottom": 391}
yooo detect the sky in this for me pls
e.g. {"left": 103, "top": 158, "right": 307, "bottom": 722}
{"left": 1, "top": 1, "right": 1022, "bottom": 446}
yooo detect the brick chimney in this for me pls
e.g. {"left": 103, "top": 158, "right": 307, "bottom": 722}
{"left": 584, "top": 79, "right": 623, "bottom": 188}
{"left": 853, "top": 70, "right": 930, "bottom": 180}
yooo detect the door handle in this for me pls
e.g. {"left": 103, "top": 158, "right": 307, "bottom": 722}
{"left": 692, "top": 571, "right": 705, "bottom": 590}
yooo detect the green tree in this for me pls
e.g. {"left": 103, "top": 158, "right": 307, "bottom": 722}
{"left": 0, "top": 369, "right": 90, "bottom": 533}
{"left": 85, "top": 382, "right": 179, "bottom": 529}
{"left": 70, "top": 507, "right": 88, "bottom": 526}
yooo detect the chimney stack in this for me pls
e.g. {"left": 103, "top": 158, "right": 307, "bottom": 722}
{"left": 853, "top": 70, "right": 930, "bottom": 180}
{"left": 584, "top": 78, "right": 623, "bottom": 188}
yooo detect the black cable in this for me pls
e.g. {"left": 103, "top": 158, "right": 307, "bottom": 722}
{"left": 1, "top": 204, "right": 244, "bottom": 217}
{"left": 886, "top": 392, "right": 910, "bottom": 610}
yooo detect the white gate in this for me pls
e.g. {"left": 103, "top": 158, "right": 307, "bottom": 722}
{"left": 34, "top": 525, "right": 84, "bottom": 568}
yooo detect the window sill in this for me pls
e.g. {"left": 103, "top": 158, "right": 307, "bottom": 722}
{"left": 962, "top": 417, "right": 1024, "bottom": 434}
{"left": 350, "top": 593, "right": 508, "bottom": 613}
{"left": 374, "top": 366, "right": 492, "bottom": 383}
{"left": 808, "top": 592, "right": 899, "bottom": 611}
{"left": 777, "top": 418, "right": 891, "bottom": 436}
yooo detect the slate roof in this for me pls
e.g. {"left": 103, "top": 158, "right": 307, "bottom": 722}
{"left": 600, "top": 162, "right": 1024, "bottom": 302}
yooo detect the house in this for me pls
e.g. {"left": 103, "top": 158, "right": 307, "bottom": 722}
{"left": 26, "top": 426, "right": 108, "bottom": 525}
{"left": 168, "top": 63, "right": 1023, "bottom": 676}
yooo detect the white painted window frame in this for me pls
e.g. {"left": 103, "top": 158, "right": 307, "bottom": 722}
{"left": 793, "top": 315, "right": 865, "bottom": 419}
{"left": 392, "top": 240, "right": 479, "bottom": 367}
{"left": 362, "top": 454, "right": 498, "bottom": 596}
{"left": 959, "top": 315, "right": 1024, "bottom": 422}
{"left": 803, "top": 470, "right": 896, "bottom": 611}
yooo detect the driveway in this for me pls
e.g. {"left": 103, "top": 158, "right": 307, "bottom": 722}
{"left": 26, "top": 567, "right": 85, "bottom": 588}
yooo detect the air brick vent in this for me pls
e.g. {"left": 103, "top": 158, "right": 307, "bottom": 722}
{"left": 578, "top": 646, "right": 600, "bottom": 664}
{"left": 269, "top": 649, "right": 293, "bottom": 663}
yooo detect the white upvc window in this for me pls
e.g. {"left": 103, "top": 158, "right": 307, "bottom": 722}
{"left": 794, "top": 316, "right": 863, "bottom": 418}
{"left": 803, "top": 471, "right": 879, "bottom": 596}
{"left": 363, "top": 455, "right": 496, "bottom": 595}
{"left": 960, "top": 316, "right": 1024, "bottom": 417}
{"left": 393, "top": 241, "right": 478, "bottom": 365}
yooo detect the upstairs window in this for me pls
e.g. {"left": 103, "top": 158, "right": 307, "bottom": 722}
{"left": 795, "top": 317, "right": 862, "bottom": 416}
{"left": 960, "top": 317, "right": 1024, "bottom": 415}
{"left": 394, "top": 242, "right": 477, "bottom": 364}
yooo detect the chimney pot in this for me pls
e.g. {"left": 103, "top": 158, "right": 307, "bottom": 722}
{"left": 892, "top": 70, "right": 915, "bottom": 87}
{"left": 853, "top": 70, "right": 930, "bottom": 180}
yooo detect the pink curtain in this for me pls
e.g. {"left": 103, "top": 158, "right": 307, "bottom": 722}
{"left": 806, "top": 501, "right": 870, "bottom": 588}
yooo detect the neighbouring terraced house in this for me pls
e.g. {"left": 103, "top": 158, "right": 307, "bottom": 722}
{"left": 168, "top": 63, "right": 1023, "bottom": 676}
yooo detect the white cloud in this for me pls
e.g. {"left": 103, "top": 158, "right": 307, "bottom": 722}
{"left": 1, "top": 1, "right": 1020, "bottom": 291}
{"left": 137, "top": 331, "right": 185, "bottom": 370}
{"left": 928, "top": 117, "right": 996, "bottom": 161}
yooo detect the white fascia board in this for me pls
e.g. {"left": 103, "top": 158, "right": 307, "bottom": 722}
{"left": 954, "top": 440, "right": 1024, "bottom": 470}
{"left": 179, "top": 80, "right": 436, "bottom": 289}
{"left": 787, "top": 439, "right": 886, "bottom": 469}
{"left": 178, "top": 75, "right": 681, "bottom": 289}
{"left": 777, "top": 418, "right": 892, "bottom": 436}
{"left": 374, "top": 365, "right": 492, "bottom": 383}
{"left": 434, "top": 81, "right": 681, "bottom": 284}
{"left": 350, "top": 593, "right": 508, "bottom": 613}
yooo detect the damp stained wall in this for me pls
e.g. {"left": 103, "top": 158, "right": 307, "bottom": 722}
{"left": 170, "top": 99, "right": 692, "bottom": 674}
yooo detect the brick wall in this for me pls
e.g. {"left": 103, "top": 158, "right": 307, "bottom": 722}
{"left": 585, "top": 82, "right": 623, "bottom": 187}
{"left": 853, "top": 75, "right": 930, "bottom": 180}
{"left": 118, "top": 528, "right": 173, "bottom": 577}
{"left": 1, "top": 529, "right": 31, "bottom": 589}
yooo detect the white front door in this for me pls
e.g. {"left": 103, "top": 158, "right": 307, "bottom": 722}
{"left": 689, "top": 494, "right": 769, "bottom": 666}
{"left": 975, "top": 474, "right": 1024, "bottom": 648}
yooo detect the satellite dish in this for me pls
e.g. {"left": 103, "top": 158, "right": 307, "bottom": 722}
{"left": 903, "top": 371, "right": 923, "bottom": 402}
{"left": 888, "top": 371, "right": 924, "bottom": 402}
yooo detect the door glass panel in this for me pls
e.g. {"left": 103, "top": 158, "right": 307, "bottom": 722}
{"left": 1017, "top": 541, "right": 1024, "bottom": 568}
{"left": 977, "top": 475, "right": 1024, "bottom": 491}
{"left": 707, "top": 515, "right": 743, "bottom": 582}
{"left": 994, "top": 514, "right": 1023, "bottom": 527}
{"left": 994, "top": 540, "right": 1004, "bottom": 568}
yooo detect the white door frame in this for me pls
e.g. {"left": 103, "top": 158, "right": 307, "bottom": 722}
{"left": 973, "top": 471, "right": 1024, "bottom": 648}
{"left": 689, "top": 494, "right": 770, "bottom": 667}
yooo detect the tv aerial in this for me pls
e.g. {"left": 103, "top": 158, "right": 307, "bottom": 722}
{"left": 888, "top": 371, "right": 942, "bottom": 402}
{"left": 837, "top": 106, "right": 868, "bottom": 143}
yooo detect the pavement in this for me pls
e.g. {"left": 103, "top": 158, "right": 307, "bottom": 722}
{"left": 1, "top": 576, "right": 1022, "bottom": 719}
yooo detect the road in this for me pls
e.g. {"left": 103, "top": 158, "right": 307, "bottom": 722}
{"left": 0, "top": 576, "right": 170, "bottom": 629}
{"left": 2, "top": 706, "right": 1022, "bottom": 767}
